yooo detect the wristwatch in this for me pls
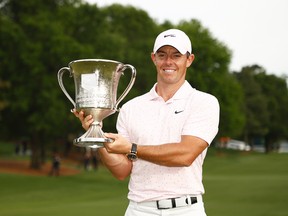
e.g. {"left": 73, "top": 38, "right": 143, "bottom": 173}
{"left": 127, "top": 143, "right": 138, "bottom": 161}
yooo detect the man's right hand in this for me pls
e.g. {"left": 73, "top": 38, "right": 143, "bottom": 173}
{"left": 72, "top": 109, "right": 94, "bottom": 131}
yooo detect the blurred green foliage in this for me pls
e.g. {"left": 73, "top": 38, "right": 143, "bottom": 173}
{"left": 0, "top": 0, "right": 288, "bottom": 167}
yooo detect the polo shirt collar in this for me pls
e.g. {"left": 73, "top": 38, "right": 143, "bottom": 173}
{"left": 148, "top": 80, "right": 194, "bottom": 101}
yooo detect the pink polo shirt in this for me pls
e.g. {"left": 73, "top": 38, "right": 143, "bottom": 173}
{"left": 116, "top": 81, "right": 219, "bottom": 202}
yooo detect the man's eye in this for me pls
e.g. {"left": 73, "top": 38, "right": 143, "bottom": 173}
{"left": 173, "top": 54, "right": 181, "bottom": 58}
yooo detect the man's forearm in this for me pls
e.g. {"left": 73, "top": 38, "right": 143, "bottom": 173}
{"left": 98, "top": 148, "right": 132, "bottom": 180}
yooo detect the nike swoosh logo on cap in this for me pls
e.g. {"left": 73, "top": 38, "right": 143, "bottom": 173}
{"left": 164, "top": 34, "right": 176, "bottom": 38}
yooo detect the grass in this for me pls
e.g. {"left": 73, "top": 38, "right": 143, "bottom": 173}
{"left": 203, "top": 150, "right": 288, "bottom": 216}
{"left": 1, "top": 142, "right": 288, "bottom": 216}
{"left": 0, "top": 170, "right": 128, "bottom": 216}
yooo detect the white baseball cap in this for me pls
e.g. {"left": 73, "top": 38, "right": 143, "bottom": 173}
{"left": 153, "top": 29, "right": 192, "bottom": 54}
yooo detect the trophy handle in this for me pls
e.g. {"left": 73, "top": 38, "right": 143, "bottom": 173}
{"left": 57, "top": 67, "right": 76, "bottom": 108}
{"left": 114, "top": 64, "right": 136, "bottom": 109}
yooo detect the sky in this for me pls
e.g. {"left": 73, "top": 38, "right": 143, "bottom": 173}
{"left": 86, "top": 0, "right": 288, "bottom": 77}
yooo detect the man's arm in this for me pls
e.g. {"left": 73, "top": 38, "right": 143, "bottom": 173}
{"left": 97, "top": 148, "right": 132, "bottom": 180}
{"left": 104, "top": 133, "right": 208, "bottom": 167}
{"left": 73, "top": 110, "right": 132, "bottom": 180}
{"left": 138, "top": 136, "right": 208, "bottom": 167}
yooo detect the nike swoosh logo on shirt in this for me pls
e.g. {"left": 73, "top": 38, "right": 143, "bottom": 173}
{"left": 174, "top": 110, "right": 184, "bottom": 114}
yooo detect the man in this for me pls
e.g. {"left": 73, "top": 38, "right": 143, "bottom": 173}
{"left": 75, "top": 29, "right": 220, "bottom": 216}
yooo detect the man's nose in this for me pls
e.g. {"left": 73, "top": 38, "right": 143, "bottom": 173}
{"left": 165, "top": 56, "right": 174, "bottom": 64}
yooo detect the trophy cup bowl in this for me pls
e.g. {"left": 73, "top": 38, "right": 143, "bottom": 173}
{"left": 57, "top": 59, "right": 136, "bottom": 148}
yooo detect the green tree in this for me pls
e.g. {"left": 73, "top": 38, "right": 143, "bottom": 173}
{"left": 0, "top": 0, "right": 161, "bottom": 168}
{"left": 99, "top": 4, "right": 159, "bottom": 94}
{"left": 234, "top": 65, "right": 270, "bottom": 147}
{"left": 255, "top": 69, "right": 288, "bottom": 152}
{"left": 2, "top": 0, "right": 266, "bottom": 168}
{"left": 177, "top": 20, "right": 245, "bottom": 139}
{"left": 0, "top": 0, "right": 86, "bottom": 168}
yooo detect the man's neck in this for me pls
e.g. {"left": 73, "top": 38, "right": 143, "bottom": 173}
{"left": 156, "top": 81, "right": 185, "bottom": 102}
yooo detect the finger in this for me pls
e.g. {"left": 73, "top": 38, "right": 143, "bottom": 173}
{"left": 104, "top": 133, "right": 118, "bottom": 139}
{"left": 81, "top": 115, "right": 93, "bottom": 130}
{"left": 84, "top": 114, "right": 93, "bottom": 122}
{"left": 78, "top": 110, "right": 86, "bottom": 121}
{"left": 72, "top": 109, "right": 85, "bottom": 119}
{"left": 71, "top": 108, "right": 79, "bottom": 117}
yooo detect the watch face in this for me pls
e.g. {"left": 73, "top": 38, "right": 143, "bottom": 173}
{"left": 128, "top": 153, "right": 137, "bottom": 161}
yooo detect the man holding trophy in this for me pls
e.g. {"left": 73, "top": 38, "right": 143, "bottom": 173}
{"left": 73, "top": 29, "right": 219, "bottom": 216}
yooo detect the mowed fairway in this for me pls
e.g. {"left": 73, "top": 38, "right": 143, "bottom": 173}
{"left": 0, "top": 169, "right": 129, "bottom": 216}
{"left": 203, "top": 150, "right": 288, "bottom": 216}
{"left": 0, "top": 146, "right": 288, "bottom": 216}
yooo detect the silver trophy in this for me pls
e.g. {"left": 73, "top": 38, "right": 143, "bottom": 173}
{"left": 57, "top": 59, "right": 136, "bottom": 148}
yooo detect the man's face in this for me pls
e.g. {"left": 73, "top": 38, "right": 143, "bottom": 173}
{"left": 151, "top": 45, "right": 194, "bottom": 86}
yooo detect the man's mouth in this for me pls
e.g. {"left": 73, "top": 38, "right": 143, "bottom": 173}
{"left": 163, "top": 69, "right": 175, "bottom": 73}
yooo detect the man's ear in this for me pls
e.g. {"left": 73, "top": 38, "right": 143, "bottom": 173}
{"left": 151, "top": 52, "right": 157, "bottom": 65}
{"left": 186, "top": 54, "right": 195, "bottom": 67}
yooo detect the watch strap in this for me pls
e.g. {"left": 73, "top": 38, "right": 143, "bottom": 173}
{"left": 131, "top": 143, "right": 137, "bottom": 154}
{"left": 127, "top": 143, "right": 138, "bottom": 161}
